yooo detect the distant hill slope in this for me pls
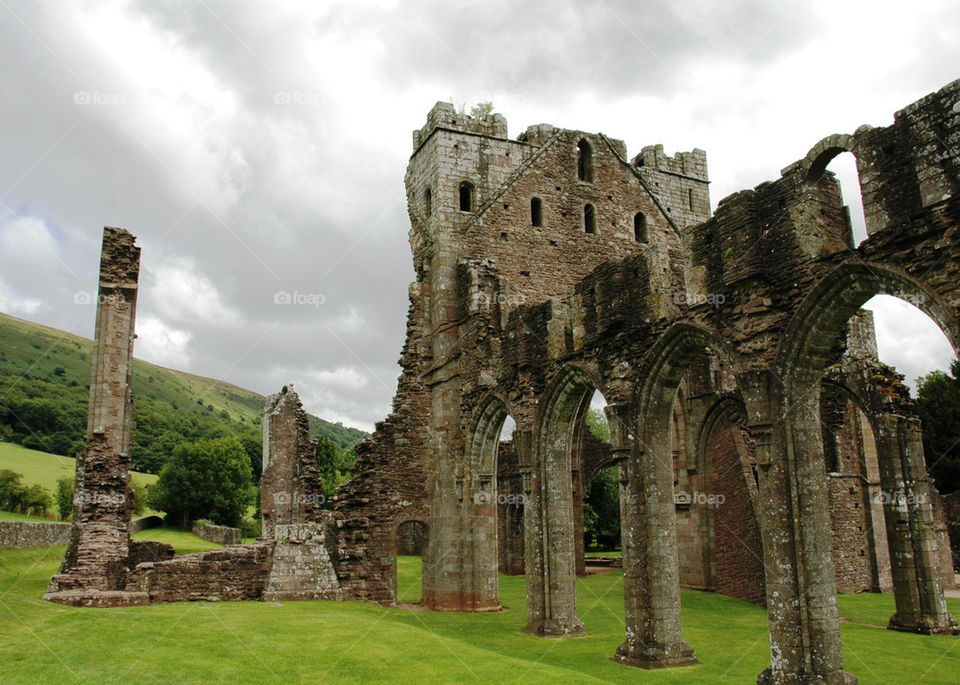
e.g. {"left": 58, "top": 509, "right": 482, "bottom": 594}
{"left": 0, "top": 312, "right": 368, "bottom": 474}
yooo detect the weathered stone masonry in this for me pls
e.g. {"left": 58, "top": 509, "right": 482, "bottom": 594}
{"left": 47, "top": 81, "right": 960, "bottom": 685}
{"left": 46, "top": 237, "right": 340, "bottom": 605}
{"left": 335, "top": 81, "right": 960, "bottom": 684}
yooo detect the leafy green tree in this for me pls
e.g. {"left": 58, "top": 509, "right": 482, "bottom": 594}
{"left": 584, "top": 467, "right": 620, "bottom": 550}
{"left": 130, "top": 479, "right": 147, "bottom": 516}
{"left": 916, "top": 360, "right": 960, "bottom": 494}
{"left": 0, "top": 469, "right": 27, "bottom": 512}
{"left": 22, "top": 484, "right": 52, "bottom": 516}
{"left": 148, "top": 437, "right": 255, "bottom": 528}
{"left": 582, "top": 408, "right": 620, "bottom": 550}
{"left": 314, "top": 435, "right": 355, "bottom": 507}
{"left": 55, "top": 476, "right": 75, "bottom": 520}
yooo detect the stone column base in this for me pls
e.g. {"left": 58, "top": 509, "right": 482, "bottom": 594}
{"left": 887, "top": 612, "right": 960, "bottom": 635}
{"left": 527, "top": 615, "right": 586, "bottom": 637}
{"left": 756, "top": 666, "right": 858, "bottom": 684}
{"left": 614, "top": 638, "right": 697, "bottom": 669}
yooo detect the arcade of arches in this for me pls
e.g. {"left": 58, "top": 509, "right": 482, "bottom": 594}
{"left": 333, "top": 81, "right": 960, "bottom": 683}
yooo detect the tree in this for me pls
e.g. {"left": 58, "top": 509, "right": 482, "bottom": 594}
{"left": 130, "top": 479, "right": 147, "bottom": 516}
{"left": 21, "top": 484, "right": 52, "bottom": 516}
{"left": 916, "top": 360, "right": 960, "bottom": 494}
{"left": 582, "top": 408, "right": 620, "bottom": 550}
{"left": 55, "top": 476, "right": 74, "bottom": 520}
{"left": 315, "top": 435, "right": 357, "bottom": 507}
{"left": 148, "top": 437, "right": 255, "bottom": 528}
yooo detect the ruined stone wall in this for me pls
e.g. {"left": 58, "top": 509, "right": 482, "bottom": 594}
{"left": 129, "top": 543, "right": 273, "bottom": 603}
{"left": 261, "top": 386, "right": 325, "bottom": 539}
{"left": 827, "top": 475, "right": 876, "bottom": 592}
{"left": 707, "top": 419, "right": 766, "bottom": 604}
{"left": 942, "top": 491, "right": 960, "bottom": 573}
{"left": 0, "top": 521, "right": 71, "bottom": 549}
{"left": 46, "top": 227, "right": 142, "bottom": 601}
{"left": 192, "top": 521, "right": 241, "bottom": 546}
{"left": 495, "top": 440, "right": 524, "bottom": 575}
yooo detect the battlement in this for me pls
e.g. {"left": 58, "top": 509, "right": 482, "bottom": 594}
{"left": 412, "top": 102, "right": 509, "bottom": 151}
{"left": 632, "top": 144, "right": 708, "bottom": 182}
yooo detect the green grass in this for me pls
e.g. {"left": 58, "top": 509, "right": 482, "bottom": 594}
{"left": 0, "top": 510, "right": 65, "bottom": 523}
{"left": 0, "top": 441, "right": 157, "bottom": 495}
{"left": 1, "top": 548, "right": 958, "bottom": 683}
{"left": 132, "top": 527, "right": 224, "bottom": 556}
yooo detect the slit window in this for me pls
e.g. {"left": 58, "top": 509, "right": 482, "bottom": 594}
{"left": 425, "top": 187, "right": 432, "bottom": 216}
{"left": 530, "top": 197, "right": 542, "bottom": 226}
{"left": 459, "top": 181, "right": 474, "bottom": 212}
{"left": 688, "top": 188, "right": 694, "bottom": 211}
{"left": 577, "top": 139, "right": 593, "bottom": 182}
{"left": 634, "top": 212, "right": 647, "bottom": 242}
{"left": 584, "top": 204, "right": 596, "bottom": 234}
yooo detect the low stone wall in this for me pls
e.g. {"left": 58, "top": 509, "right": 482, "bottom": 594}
{"left": 191, "top": 521, "right": 241, "bottom": 546}
{"left": 129, "top": 542, "right": 273, "bottom": 602}
{"left": 0, "top": 521, "right": 71, "bottom": 549}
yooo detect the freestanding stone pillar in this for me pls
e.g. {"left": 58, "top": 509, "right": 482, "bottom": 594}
{"left": 875, "top": 414, "right": 958, "bottom": 635}
{"left": 748, "top": 370, "right": 855, "bottom": 684}
{"left": 46, "top": 227, "right": 142, "bottom": 602}
{"left": 615, "top": 427, "right": 697, "bottom": 668}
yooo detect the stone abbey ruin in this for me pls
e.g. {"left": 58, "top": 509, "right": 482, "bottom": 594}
{"left": 45, "top": 79, "right": 960, "bottom": 683}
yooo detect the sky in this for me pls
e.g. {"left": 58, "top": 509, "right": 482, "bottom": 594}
{"left": 0, "top": 0, "right": 957, "bottom": 432}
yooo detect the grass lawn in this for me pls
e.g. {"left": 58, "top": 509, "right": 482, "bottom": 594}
{"left": 0, "top": 510, "right": 67, "bottom": 523}
{"left": 132, "top": 526, "right": 224, "bottom": 556}
{"left": 1, "top": 548, "right": 959, "bottom": 683}
{"left": 0, "top": 441, "right": 157, "bottom": 494}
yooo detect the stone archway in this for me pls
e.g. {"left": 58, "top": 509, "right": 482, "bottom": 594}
{"left": 616, "top": 322, "right": 741, "bottom": 669}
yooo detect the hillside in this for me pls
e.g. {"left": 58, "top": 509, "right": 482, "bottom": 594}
{"left": 0, "top": 312, "right": 368, "bottom": 474}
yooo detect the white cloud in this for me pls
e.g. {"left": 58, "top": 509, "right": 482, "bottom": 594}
{"left": 143, "top": 257, "right": 241, "bottom": 325}
{"left": 0, "top": 277, "right": 42, "bottom": 316}
{"left": 864, "top": 295, "right": 957, "bottom": 393}
{"left": 135, "top": 315, "right": 192, "bottom": 369}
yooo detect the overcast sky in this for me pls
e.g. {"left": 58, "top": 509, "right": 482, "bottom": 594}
{"left": 1, "top": 0, "right": 957, "bottom": 432}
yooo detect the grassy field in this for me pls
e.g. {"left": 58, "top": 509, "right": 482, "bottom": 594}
{"left": 1, "top": 547, "right": 959, "bottom": 683}
{"left": 0, "top": 441, "right": 158, "bottom": 495}
{"left": 132, "top": 526, "right": 225, "bottom": 556}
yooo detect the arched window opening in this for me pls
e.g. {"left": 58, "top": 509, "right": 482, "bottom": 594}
{"left": 824, "top": 152, "right": 868, "bottom": 247}
{"left": 530, "top": 197, "right": 542, "bottom": 227}
{"left": 424, "top": 187, "right": 432, "bottom": 217}
{"left": 577, "top": 139, "right": 593, "bottom": 182}
{"left": 580, "top": 390, "right": 619, "bottom": 560}
{"left": 584, "top": 204, "right": 596, "bottom": 234}
{"left": 634, "top": 212, "right": 647, "bottom": 242}
{"left": 459, "top": 181, "right": 474, "bottom": 212}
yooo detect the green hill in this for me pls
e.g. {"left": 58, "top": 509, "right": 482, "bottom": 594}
{"left": 0, "top": 312, "right": 368, "bottom": 475}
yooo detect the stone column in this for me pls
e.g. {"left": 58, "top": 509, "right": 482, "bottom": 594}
{"left": 614, "top": 397, "right": 697, "bottom": 668}
{"left": 744, "top": 371, "right": 855, "bottom": 684}
{"left": 46, "top": 227, "right": 141, "bottom": 600}
{"left": 520, "top": 427, "right": 583, "bottom": 635}
{"left": 573, "top": 463, "right": 586, "bottom": 576}
{"left": 875, "top": 414, "right": 958, "bottom": 635}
